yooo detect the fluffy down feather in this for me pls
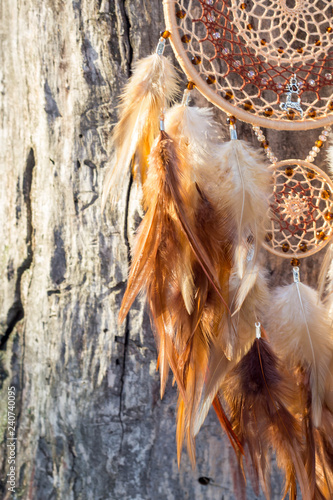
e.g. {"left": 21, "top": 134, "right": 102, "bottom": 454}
{"left": 265, "top": 282, "right": 333, "bottom": 427}
{"left": 165, "top": 104, "right": 221, "bottom": 169}
{"left": 102, "top": 53, "right": 179, "bottom": 209}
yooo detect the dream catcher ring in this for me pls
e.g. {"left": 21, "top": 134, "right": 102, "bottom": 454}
{"left": 163, "top": 0, "right": 333, "bottom": 129}
{"left": 262, "top": 159, "right": 333, "bottom": 259}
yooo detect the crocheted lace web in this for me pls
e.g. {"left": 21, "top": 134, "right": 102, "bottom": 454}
{"left": 262, "top": 160, "right": 333, "bottom": 258}
{"left": 166, "top": 0, "right": 333, "bottom": 128}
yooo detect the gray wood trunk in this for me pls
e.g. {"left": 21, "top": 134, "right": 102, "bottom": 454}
{"left": 0, "top": 1, "right": 327, "bottom": 499}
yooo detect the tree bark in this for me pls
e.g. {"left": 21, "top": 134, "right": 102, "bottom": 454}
{"left": 0, "top": 1, "right": 327, "bottom": 499}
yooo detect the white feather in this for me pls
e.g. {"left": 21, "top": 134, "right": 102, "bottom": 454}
{"left": 265, "top": 282, "right": 333, "bottom": 427}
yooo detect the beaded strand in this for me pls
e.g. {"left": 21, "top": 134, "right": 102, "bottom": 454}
{"left": 252, "top": 124, "right": 332, "bottom": 164}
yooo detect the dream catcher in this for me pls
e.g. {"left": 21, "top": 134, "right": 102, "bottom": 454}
{"left": 104, "top": 1, "right": 333, "bottom": 498}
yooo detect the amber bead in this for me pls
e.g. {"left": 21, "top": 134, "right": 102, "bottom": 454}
{"left": 317, "top": 230, "right": 327, "bottom": 240}
{"left": 181, "top": 34, "right": 191, "bottom": 43}
{"left": 282, "top": 243, "right": 290, "bottom": 252}
{"left": 264, "top": 107, "right": 273, "bottom": 117}
{"left": 265, "top": 233, "right": 273, "bottom": 242}
{"left": 244, "top": 100, "right": 253, "bottom": 111}
{"left": 307, "top": 170, "right": 316, "bottom": 179}
{"left": 247, "top": 24, "right": 253, "bottom": 30}
{"left": 278, "top": 46, "right": 284, "bottom": 54}
{"left": 315, "top": 39, "right": 322, "bottom": 46}
{"left": 321, "top": 189, "right": 331, "bottom": 199}
{"left": 287, "top": 110, "right": 296, "bottom": 120}
{"left": 226, "top": 115, "right": 236, "bottom": 125}
{"left": 325, "top": 212, "right": 333, "bottom": 221}
{"left": 299, "top": 242, "right": 308, "bottom": 253}
{"left": 261, "top": 140, "right": 269, "bottom": 150}
{"left": 240, "top": 2, "right": 247, "bottom": 9}
{"left": 176, "top": 10, "right": 186, "bottom": 19}
{"left": 291, "top": 258, "right": 300, "bottom": 266}
{"left": 224, "top": 90, "right": 234, "bottom": 101}
{"left": 297, "top": 47, "right": 304, "bottom": 54}
{"left": 315, "top": 140, "right": 323, "bottom": 148}
{"left": 206, "top": 75, "right": 216, "bottom": 85}
{"left": 328, "top": 102, "right": 333, "bottom": 111}
{"left": 191, "top": 56, "right": 201, "bottom": 65}
{"left": 285, "top": 167, "right": 294, "bottom": 177}
{"left": 327, "top": 27, "right": 333, "bottom": 33}
{"left": 160, "top": 30, "right": 171, "bottom": 39}
{"left": 308, "top": 109, "right": 317, "bottom": 118}
{"left": 261, "top": 39, "right": 267, "bottom": 46}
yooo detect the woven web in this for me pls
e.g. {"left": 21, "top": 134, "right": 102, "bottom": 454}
{"left": 263, "top": 161, "right": 333, "bottom": 258}
{"left": 173, "top": 0, "right": 333, "bottom": 123}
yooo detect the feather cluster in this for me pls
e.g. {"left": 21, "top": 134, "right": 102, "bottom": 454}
{"left": 104, "top": 51, "right": 333, "bottom": 499}
{"left": 118, "top": 102, "right": 273, "bottom": 467}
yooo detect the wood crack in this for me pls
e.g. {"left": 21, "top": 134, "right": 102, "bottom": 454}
{"left": 0, "top": 148, "right": 35, "bottom": 350}
{"left": 115, "top": 0, "right": 134, "bottom": 77}
{"left": 118, "top": 172, "right": 133, "bottom": 452}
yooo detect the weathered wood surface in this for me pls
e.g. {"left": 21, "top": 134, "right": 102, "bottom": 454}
{"left": 0, "top": 1, "right": 328, "bottom": 499}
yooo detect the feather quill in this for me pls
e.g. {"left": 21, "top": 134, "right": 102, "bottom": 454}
{"left": 265, "top": 275, "right": 333, "bottom": 427}
{"left": 102, "top": 52, "right": 179, "bottom": 209}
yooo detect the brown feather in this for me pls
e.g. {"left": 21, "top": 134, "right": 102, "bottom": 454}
{"left": 223, "top": 337, "right": 311, "bottom": 500}
{"left": 119, "top": 130, "right": 239, "bottom": 465}
{"left": 213, "top": 395, "right": 244, "bottom": 455}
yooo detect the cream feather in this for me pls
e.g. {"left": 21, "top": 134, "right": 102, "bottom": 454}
{"left": 206, "top": 140, "right": 271, "bottom": 314}
{"left": 102, "top": 53, "right": 179, "bottom": 209}
{"left": 265, "top": 281, "right": 333, "bottom": 427}
{"left": 212, "top": 140, "right": 271, "bottom": 261}
{"left": 165, "top": 104, "right": 221, "bottom": 168}
{"left": 229, "top": 258, "right": 269, "bottom": 361}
